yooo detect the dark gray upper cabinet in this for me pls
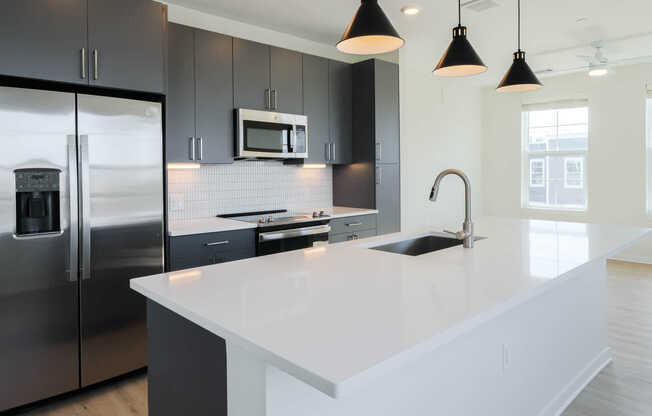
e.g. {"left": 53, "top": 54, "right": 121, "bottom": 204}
{"left": 376, "top": 164, "right": 400, "bottom": 235}
{"left": 195, "top": 29, "right": 234, "bottom": 164}
{"left": 233, "top": 40, "right": 303, "bottom": 113}
{"left": 166, "top": 23, "right": 195, "bottom": 163}
{"left": 0, "top": 0, "right": 88, "bottom": 85}
{"left": 233, "top": 39, "right": 271, "bottom": 111}
{"left": 374, "top": 60, "right": 400, "bottom": 164}
{"left": 270, "top": 47, "right": 303, "bottom": 114}
{"left": 87, "top": 0, "right": 166, "bottom": 93}
{"left": 302, "top": 55, "right": 330, "bottom": 164}
{"left": 329, "top": 60, "right": 353, "bottom": 164}
{"left": 167, "top": 23, "right": 234, "bottom": 164}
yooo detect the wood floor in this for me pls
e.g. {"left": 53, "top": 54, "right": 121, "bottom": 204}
{"left": 10, "top": 261, "right": 652, "bottom": 416}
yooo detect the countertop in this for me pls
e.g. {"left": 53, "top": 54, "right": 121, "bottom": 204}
{"left": 132, "top": 218, "right": 649, "bottom": 398}
{"left": 167, "top": 206, "right": 379, "bottom": 237}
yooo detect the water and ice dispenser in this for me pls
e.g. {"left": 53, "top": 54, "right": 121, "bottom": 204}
{"left": 15, "top": 169, "right": 61, "bottom": 236}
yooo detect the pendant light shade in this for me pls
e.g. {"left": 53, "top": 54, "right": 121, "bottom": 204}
{"left": 496, "top": 51, "right": 542, "bottom": 92}
{"left": 496, "top": 0, "right": 542, "bottom": 92}
{"left": 433, "top": 0, "right": 486, "bottom": 77}
{"left": 337, "top": 0, "right": 404, "bottom": 55}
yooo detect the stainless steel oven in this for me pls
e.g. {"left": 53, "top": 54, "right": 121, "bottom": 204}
{"left": 257, "top": 221, "right": 330, "bottom": 256}
{"left": 235, "top": 108, "right": 308, "bottom": 159}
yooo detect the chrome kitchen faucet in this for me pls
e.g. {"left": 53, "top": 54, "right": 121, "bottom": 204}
{"left": 428, "top": 169, "right": 474, "bottom": 248}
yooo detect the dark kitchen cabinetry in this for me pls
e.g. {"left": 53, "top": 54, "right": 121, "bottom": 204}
{"left": 333, "top": 59, "right": 400, "bottom": 235}
{"left": 168, "top": 229, "right": 256, "bottom": 271}
{"left": 167, "top": 23, "right": 234, "bottom": 164}
{"left": 233, "top": 38, "right": 303, "bottom": 114}
{"left": 0, "top": 0, "right": 166, "bottom": 93}
{"left": 329, "top": 214, "right": 378, "bottom": 243}
{"left": 0, "top": 0, "right": 88, "bottom": 85}
{"left": 328, "top": 60, "right": 353, "bottom": 164}
{"left": 302, "top": 54, "right": 330, "bottom": 164}
{"left": 87, "top": 0, "right": 166, "bottom": 93}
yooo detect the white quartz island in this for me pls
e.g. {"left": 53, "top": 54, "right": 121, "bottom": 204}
{"left": 131, "top": 218, "right": 650, "bottom": 416}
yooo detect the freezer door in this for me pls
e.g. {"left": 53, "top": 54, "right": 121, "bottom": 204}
{"left": 77, "top": 94, "right": 164, "bottom": 386}
{"left": 0, "top": 87, "right": 79, "bottom": 411}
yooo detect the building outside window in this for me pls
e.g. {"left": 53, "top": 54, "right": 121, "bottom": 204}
{"left": 522, "top": 101, "right": 589, "bottom": 210}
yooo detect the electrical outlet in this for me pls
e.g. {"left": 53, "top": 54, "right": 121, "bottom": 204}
{"left": 502, "top": 344, "right": 511, "bottom": 372}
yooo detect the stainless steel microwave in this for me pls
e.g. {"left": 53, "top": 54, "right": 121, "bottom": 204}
{"left": 235, "top": 108, "right": 308, "bottom": 159}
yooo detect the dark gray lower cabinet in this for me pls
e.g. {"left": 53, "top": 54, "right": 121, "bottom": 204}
{"left": 87, "top": 0, "right": 166, "bottom": 93}
{"left": 329, "top": 214, "right": 377, "bottom": 243}
{"left": 148, "top": 300, "right": 227, "bottom": 416}
{"left": 376, "top": 164, "right": 400, "bottom": 235}
{"left": 0, "top": 0, "right": 88, "bottom": 85}
{"left": 169, "top": 229, "right": 255, "bottom": 271}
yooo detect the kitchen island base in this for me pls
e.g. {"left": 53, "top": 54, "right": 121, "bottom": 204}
{"left": 146, "top": 259, "right": 610, "bottom": 416}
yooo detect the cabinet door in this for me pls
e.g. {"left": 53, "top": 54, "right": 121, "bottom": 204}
{"left": 166, "top": 23, "right": 195, "bottom": 163}
{"left": 87, "top": 0, "right": 166, "bottom": 93}
{"left": 233, "top": 39, "right": 270, "bottom": 111}
{"left": 270, "top": 47, "right": 303, "bottom": 114}
{"left": 302, "top": 55, "right": 330, "bottom": 164}
{"left": 0, "top": 0, "right": 87, "bottom": 84}
{"left": 195, "top": 30, "right": 234, "bottom": 164}
{"left": 376, "top": 164, "right": 400, "bottom": 235}
{"left": 329, "top": 61, "right": 353, "bottom": 164}
{"left": 374, "top": 60, "right": 400, "bottom": 164}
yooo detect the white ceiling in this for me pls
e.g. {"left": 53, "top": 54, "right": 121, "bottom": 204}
{"left": 166, "top": 0, "right": 652, "bottom": 83}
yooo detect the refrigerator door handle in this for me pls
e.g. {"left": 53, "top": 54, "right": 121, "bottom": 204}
{"left": 67, "top": 135, "right": 79, "bottom": 282}
{"left": 79, "top": 134, "right": 92, "bottom": 280}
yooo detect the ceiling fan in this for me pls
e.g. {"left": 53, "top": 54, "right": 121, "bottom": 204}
{"left": 577, "top": 41, "right": 610, "bottom": 77}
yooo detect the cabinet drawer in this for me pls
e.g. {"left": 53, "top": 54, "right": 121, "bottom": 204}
{"left": 169, "top": 229, "right": 255, "bottom": 271}
{"left": 330, "top": 214, "right": 377, "bottom": 235}
{"left": 330, "top": 228, "right": 377, "bottom": 243}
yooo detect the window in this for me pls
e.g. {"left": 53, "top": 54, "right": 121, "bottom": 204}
{"left": 564, "top": 157, "right": 583, "bottom": 188}
{"left": 522, "top": 101, "right": 588, "bottom": 210}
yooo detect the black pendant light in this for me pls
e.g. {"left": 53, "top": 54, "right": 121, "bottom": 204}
{"left": 433, "top": 0, "right": 487, "bottom": 77}
{"left": 496, "top": 0, "right": 542, "bottom": 92}
{"left": 337, "top": 0, "right": 404, "bottom": 55}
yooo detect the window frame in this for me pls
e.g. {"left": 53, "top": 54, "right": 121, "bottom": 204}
{"left": 563, "top": 157, "right": 584, "bottom": 189}
{"left": 521, "top": 105, "right": 589, "bottom": 211}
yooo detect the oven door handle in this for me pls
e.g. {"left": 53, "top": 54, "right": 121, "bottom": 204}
{"left": 259, "top": 224, "right": 331, "bottom": 242}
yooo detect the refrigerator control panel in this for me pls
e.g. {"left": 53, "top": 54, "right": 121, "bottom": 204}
{"left": 15, "top": 169, "right": 60, "bottom": 192}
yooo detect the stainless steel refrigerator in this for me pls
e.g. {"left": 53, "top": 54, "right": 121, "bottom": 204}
{"left": 0, "top": 86, "right": 164, "bottom": 411}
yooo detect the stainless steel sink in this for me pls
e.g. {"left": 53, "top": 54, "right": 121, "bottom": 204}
{"left": 369, "top": 234, "right": 485, "bottom": 256}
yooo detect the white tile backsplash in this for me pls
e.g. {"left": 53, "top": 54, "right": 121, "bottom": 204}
{"left": 167, "top": 160, "right": 332, "bottom": 220}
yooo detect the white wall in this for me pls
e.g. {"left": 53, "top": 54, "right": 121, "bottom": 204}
{"left": 482, "top": 63, "right": 652, "bottom": 262}
{"left": 399, "top": 43, "right": 485, "bottom": 232}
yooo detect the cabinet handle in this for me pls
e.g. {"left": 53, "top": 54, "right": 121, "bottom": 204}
{"left": 272, "top": 89, "right": 278, "bottom": 110}
{"left": 189, "top": 137, "right": 196, "bottom": 160}
{"left": 196, "top": 137, "right": 203, "bottom": 161}
{"left": 80, "top": 48, "right": 86, "bottom": 79}
{"left": 376, "top": 142, "right": 382, "bottom": 161}
{"left": 330, "top": 142, "right": 335, "bottom": 162}
{"left": 204, "top": 240, "right": 229, "bottom": 247}
{"left": 325, "top": 142, "right": 331, "bottom": 162}
{"left": 264, "top": 89, "right": 270, "bottom": 109}
{"left": 346, "top": 222, "right": 362, "bottom": 227}
{"left": 376, "top": 166, "right": 382, "bottom": 185}
{"left": 92, "top": 49, "right": 99, "bottom": 80}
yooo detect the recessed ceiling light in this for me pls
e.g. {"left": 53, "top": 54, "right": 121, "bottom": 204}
{"left": 576, "top": 17, "right": 588, "bottom": 24}
{"left": 401, "top": 6, "right": 421, "bottom": 15}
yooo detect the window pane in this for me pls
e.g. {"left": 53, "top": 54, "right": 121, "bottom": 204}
{"left": 529, "top": 110, "right": 556, "bottom": 127}
{"left": 558, "top": 107, "right": 588, "bottom": 125}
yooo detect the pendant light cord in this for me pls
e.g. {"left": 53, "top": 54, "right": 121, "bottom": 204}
{"left": 458, "top": 0, "right": 462, "bottom": 26}
{"left": 517, "top": 0, "right": 521, "bottom": 51}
